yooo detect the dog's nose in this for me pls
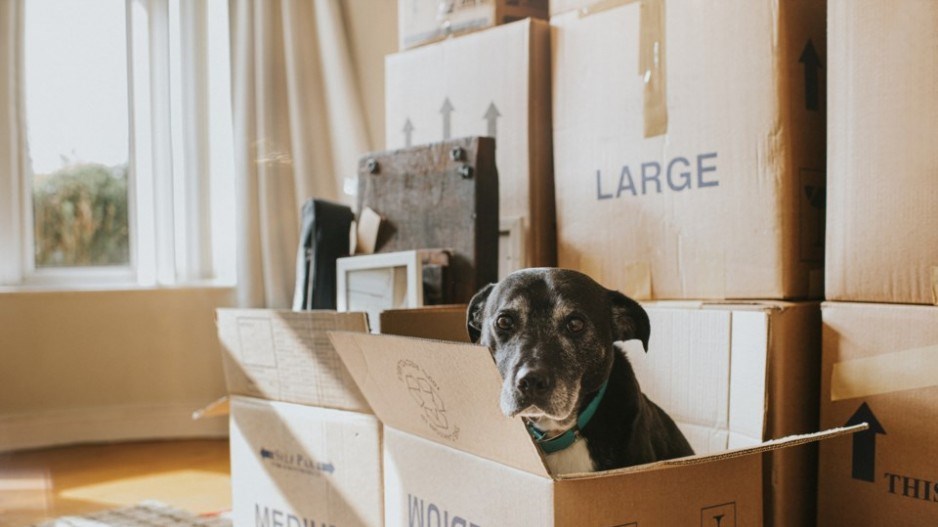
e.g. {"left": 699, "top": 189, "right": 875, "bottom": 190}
{"left": 516, "top": 365, "right": 553, "bottom": 397}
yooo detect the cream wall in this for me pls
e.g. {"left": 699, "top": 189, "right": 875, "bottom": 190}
{"left": 0, "top": 1, "right": 398, "bottom": 453}
{"left": 0, "top": 287, "right": 234, "bottom": 451}
{"left": 343, "top": 0, "right": 398, "bottom": 150}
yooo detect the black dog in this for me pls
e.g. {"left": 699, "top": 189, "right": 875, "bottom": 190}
{"left": 467, "top": 268, "right": 693, "bottom": 474}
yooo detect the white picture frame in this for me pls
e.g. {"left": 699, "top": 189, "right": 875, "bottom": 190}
{"left": 336, "top": 249, "right": 450, "bottom": 332}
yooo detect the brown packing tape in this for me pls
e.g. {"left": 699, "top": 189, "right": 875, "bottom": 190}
{"left": 578, "top": 0, "right": 668, "bottom": 138}
{"left": 639, "top": 0, "right": 667, "bottom": 137}
{"left": 830, "top": 344, "right": 938, "bottom": 401}
{"left": 931, "top": 266, "right": 938, "bottom": 305}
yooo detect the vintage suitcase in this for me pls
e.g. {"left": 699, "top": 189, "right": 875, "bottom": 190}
{"left": 356, "top": 137, "right": 499, "bottom": 303}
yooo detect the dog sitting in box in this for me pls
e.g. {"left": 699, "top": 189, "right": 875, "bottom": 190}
{"left": 467, "top": 268, "right": 693, "bottom": 474}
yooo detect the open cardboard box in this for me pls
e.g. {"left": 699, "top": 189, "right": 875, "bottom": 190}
{"left": 214, "top": 309, "right": 382, "bottom": 527}
{"left": 328, "top": 330, "right": 864, "bottom": 526}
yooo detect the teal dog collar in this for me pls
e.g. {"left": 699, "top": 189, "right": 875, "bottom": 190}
{"left": 526, "top": 381, "right": 609, "bottom": 454}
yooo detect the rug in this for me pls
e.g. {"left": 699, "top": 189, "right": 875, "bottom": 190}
{"left": 28, "top": 501, "right": 231, "bottom": 527}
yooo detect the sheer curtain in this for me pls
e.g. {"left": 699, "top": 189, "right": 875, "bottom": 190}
{"left": 229, "top": 0, "right": 371, "bottom": 308}
{"left": 0, "top": 0, "right": 24, "bottom": 284}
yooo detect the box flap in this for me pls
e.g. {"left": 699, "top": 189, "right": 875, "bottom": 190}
{"left": 379, "top": 305, "right": 470, "bottom": 342}
{"left": 556, "top": 424, "right": 867, "bottom": 480}
{"left": 328, "top": 332, "right": 549, "bottom": 477}
{"left": 217, "top": 309, "right": 371, "bottom": 412}
{"left": 192, "top": 396, "right": 230, "bottom": 420}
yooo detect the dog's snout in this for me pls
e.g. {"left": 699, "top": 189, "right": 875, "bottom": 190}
{"left": 516, "top": 364, "right": 553, "bottom": 398}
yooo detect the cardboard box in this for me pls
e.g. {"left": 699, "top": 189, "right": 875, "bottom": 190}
{"left": 398, "top": 0, "right": 548, "bottom": 50}
{"left": 818, "top": 302, "right": 938, "bottom": 526}
{"left": 216, "top": 310, "right": 382, "bottom": 527}
{"left": 551, "top": 1, "right": 826, "bottom": 300}
{"left": 386, "top": 19, "right": 556, "bottom": 276}
{"left": 217, "top": 310, "right": 371, "bottom": 411}
{"left": 825, "top": 0, "right": 938, "bottom": 305}
{"left": 328, "top": 330, "right": 859, "bottom": 526}
{"left": 634, "top": 301, "right": 821, "bottom": 527}
{"left": 379, "top": 304, "right": 470, "bottom": 342}
{"left": 379, "top": 302, "right": 821, "bottom": 524}
{"left": 229, "top": 396, "right": 383, "bottom": 527}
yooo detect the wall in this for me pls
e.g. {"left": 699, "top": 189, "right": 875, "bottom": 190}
{"left": 0, "top": 287, "right": 234, "bottom": 452}
{"left": 0, "top": 1, "right": 398, "bottom": 453}
{"left": 343, "top": 0, "right": 398, "bottom": 150}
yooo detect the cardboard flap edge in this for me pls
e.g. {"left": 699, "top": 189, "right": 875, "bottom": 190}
{"left": 327, "top": 331, "right": 550, "bottom": 478}
{"left": 556, "top": 424, "right": 868, "bottom": 480}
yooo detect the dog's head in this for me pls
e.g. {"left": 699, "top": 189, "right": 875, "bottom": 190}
{"left": 466, "top": 268, "right": 650, "bottom": 423}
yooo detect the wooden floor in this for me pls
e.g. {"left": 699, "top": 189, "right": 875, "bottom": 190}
{"left": 0, "top": 439, "right": 231, "bottom": 527}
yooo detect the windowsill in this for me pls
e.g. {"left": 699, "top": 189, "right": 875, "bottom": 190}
{"left": 0, "top": 278, "right": 236, "bottom": 295}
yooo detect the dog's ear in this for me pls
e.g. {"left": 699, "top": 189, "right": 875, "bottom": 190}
{"left": 466, "top": 283, "right": 495, "bottom": 343}
{"left": 608, "top": 290, "right": 651, "bottom": 351}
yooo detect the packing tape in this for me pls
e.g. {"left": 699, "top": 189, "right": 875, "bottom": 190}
{"left": 830, "top": 344, "right": 938, "bottom": 401}
{"left": 639, "top": 0, "right": 667, "bottom": 137}
{"left": 578, "top": 0, "right": 668, "bottom": 138}
{"left": 622, "top": 261, "right": 652, "bottom": 299}
{"left": 931, "top": 266, "right": 938, "bottom": 306}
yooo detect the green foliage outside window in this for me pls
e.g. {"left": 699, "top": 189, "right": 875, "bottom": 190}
{"left": 32, "top": 162, "right": 130, "bottom": 267}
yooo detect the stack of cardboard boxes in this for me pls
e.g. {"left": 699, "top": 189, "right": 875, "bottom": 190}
{"left": 373, "top": 1, "right": 838, "bottom": 526}
{"left": 817, "top": 1, "right": 938, "bottom": 525}
{"left": 548, "top": 1, "right": 827, "bottom": 526}
{"left": 216, "top": 0, "right": 934, "bottom": 525}
{"left": 215, "top": 310, "right": 383, "bottom": 526}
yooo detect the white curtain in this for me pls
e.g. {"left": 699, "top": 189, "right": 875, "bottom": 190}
{"left": 0, "top": 0, "right": 24, "bottom": 284}
{"left": 229, "top": 0, "right": 371, "bottom": 308}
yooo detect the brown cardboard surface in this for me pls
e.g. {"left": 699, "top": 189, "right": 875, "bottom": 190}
{"left": 380, "top": 419, "right": 860, "bottom": 526}
{"left": 216, "top": 309, "right": 370, "bottom": 412}
{"left": 551, "top": 1, "right": 825, "bottom": 300}
{"left": 553, "top": 454, "right": 763, "bottom": 526}
{"left": 825, "top": 0, "right": 938, "bottom": 305}
{"left": 329, "top": 317, "right": 861, "bottom": 525}
{"left": 379, "top": 305, "right": 470, "bottom": 342}
{"left": 398, "top": 0, "right": 548, "bottom": 50}
{"left": 818, "top": 303, "right": 938, "bottom": 526}
{"left": 386, "top": 19, "right": 556, "bottom": 274}
{"left": 328, "top": 331, "right": 549, "bottom": 477}
{"left": 633, "top": 301, "right": 820, "bottom": 527}
{"left": 229, "top": 396, "right": 383, "bottom": 527}
{"left": 383, "top": 427, "right": 554, "bottom": 526}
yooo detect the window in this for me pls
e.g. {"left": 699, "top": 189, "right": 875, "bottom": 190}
{"left": 25, "top": 0, "right": 131, "bottom": 272}
{"left": 11, "top": 0, "right": 235, "bottom": 288}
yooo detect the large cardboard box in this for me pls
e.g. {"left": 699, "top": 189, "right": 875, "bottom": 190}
{"left": 229, "top": 396, "right": 382, "bottom": 527}
{"left": 551, "top": 1, "right": 826, "bottom": 300}
{"left": 635, "top": 301, "right": 821, "bottom": 527}
{"left": 825, "top": 0, "right": 938, "bottom": 305}
{"left": 818, "top": 303, "right": 938, "bottom": 526}
{"left": 398, "top": 0, "right": 548, "bottom": 50}
{"left": 329, "top": 330, "right": 859, "bottom": 526}
{"left": 216, "top": 310, "right": 382, "bottom": 527}
{"left": 386, "top": 19, "right": 556, "bottom": 276}
{"left": 378, "top": 302, "right": 821, "bottom": 525}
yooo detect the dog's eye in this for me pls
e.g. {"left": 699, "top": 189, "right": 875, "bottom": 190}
{"left": 566, "top": 317, "right": 586, "bottom": 334}
{"left": 495, "top": 315, "right": 514, "bottom": 331}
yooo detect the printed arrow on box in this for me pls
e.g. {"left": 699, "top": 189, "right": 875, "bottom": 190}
{"left": 483, "top": 102, "right": 501, "bottom": 138}
{"left": 845, "top": 402, "right": 886, "bottom": 483}
{"left": 403, "top": 118, "right": 414, "bottom": 147}
{"left": 440, "top": 98, "right": 454, "bottom": 140}
{"left": 799, "top": 40, "right": 822, "bottom": 111}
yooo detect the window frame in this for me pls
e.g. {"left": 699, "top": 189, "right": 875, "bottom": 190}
{"left": 19, "top": 0, "right": 137, "bottom": 286}
{"left": 7, "top": 0, "right": 234, "bottom": 290}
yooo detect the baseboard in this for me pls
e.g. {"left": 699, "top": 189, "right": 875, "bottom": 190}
{"left": 0, "top": 402, "right": 229, "bottom": 453}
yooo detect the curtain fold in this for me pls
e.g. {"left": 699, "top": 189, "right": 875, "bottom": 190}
{"left": 229, "top": 0, "right": 370, "bottom": 308}
{"left": 0, "top": 0, "right": 25, "bottom": 284}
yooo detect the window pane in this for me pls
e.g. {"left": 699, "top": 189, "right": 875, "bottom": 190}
{"left": 25, "top": 0, "right": 130, "bottom": 268}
